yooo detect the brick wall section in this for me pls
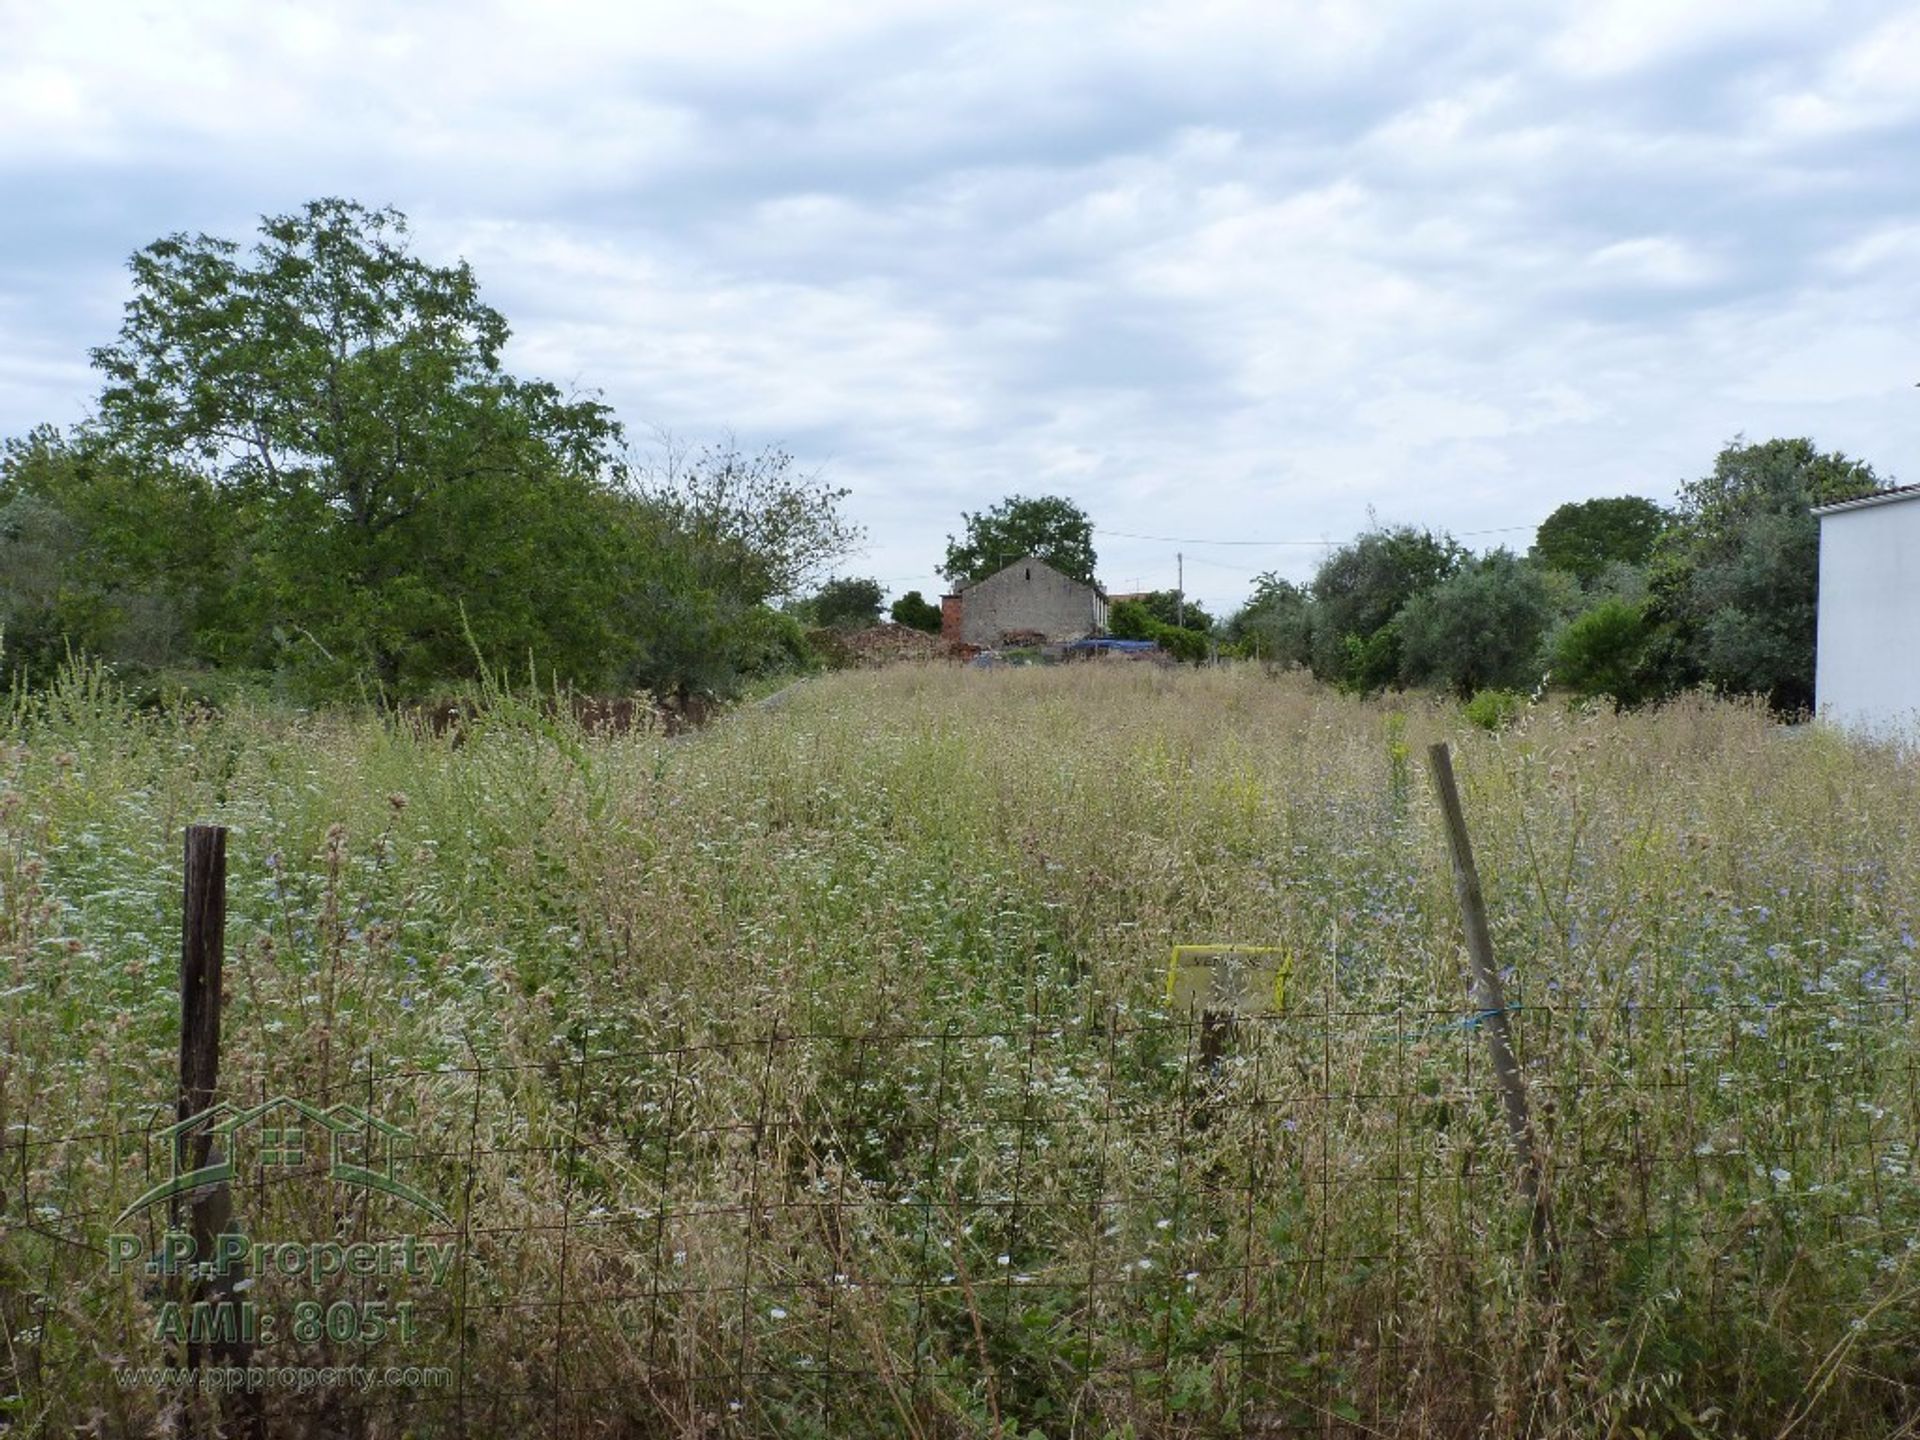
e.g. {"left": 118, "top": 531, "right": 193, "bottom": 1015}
{"left": 951, "top": 557, "right": 1105, "bottom": 647}
{"left": 940, "top": 593, "right": 964, "bottom": 640}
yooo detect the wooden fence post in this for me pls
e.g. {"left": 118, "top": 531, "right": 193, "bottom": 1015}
{"left": 180, "top": 824, "right": 265, "bottom": 1416}
{"left": 178, "top": 825, "right": 226, "bottom": 1176}
{"left": 1426, "top": 744, "right": 1554, "bottom": 1258}
{"left": 178, "top": 824, "right": 264, "bottom": 1436}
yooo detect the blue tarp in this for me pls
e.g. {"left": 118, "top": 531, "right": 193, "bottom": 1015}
{"left": 1062, "top": 638, "right": 1160, "bottom": 653}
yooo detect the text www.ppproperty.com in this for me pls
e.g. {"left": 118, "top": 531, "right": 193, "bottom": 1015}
{"left": 114, "top": 1364, "right": 452, "bottom": 1394}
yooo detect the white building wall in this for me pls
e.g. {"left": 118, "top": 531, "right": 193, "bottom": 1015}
{"left": 1816, "top": 495, "right": 1920, "bottom": 737}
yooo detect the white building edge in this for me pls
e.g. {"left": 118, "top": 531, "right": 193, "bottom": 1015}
{"left": 1814, "top": 482, "right": 1920, "bottom": 739}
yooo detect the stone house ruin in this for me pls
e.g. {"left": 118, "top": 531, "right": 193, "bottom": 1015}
{"left": 940, "top": 556, "right": 1109, "bottom": 648}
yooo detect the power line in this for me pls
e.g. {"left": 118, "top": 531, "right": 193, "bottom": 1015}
{"left": 1182, "top": 554, "right": 1274, "bottom": 575}
{"left": 1094, "top": 523, "right": 1540, "bottom": 548}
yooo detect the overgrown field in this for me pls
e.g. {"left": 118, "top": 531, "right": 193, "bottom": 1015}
{"left": 3, "top": 663, "right": 1918, "bottom": 1437}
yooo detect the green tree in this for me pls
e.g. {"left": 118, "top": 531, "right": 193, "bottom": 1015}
{"left": 1658, "top": 437, "right": 1881, "bottom": 713}
{"left": 1227, "top": 572, "right": 1313, "bottom": 666}
{"left": 809, "top": 577, "right": 884, "bottom": 630}
{"left": 1677, "top": 436, "right": 1880, "bottom": 530}
{"left": 1532, "top": 497, "right": 1667, "bottom": 583}
{"left": 1397, "top": 550, "right": 1551, "bottom": 698}
{"left": 0, "top": 428, "right": 211, "bottom": 680}
{"left": 940, "top": 495, "right": 1096, "bottom": 586}
{"left": 0, "top": 489, "right": 93, "bottom": 681}
{"left": 625, "top": 439, "right": 860, "bottom": 698}
{"left": 1131, "top": 590, "right": 1214, "bottom": 634}
{"left": 636, "top": 438, "right": 861, "bottom": 607}
{"left": 1307, "top": 525, "right": 1465, "bottom": 691}
{"left": 1107, "top": 599, "right": 1154, "bottom": 640}
{"left": 889, "top": 590, "right": 942, "bottom": 633}
{"left": 87, "top": 198, "right": 629, "bottom": 695}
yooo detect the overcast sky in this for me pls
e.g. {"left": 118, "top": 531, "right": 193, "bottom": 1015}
{"left": 4, "top": 2, "right": 1917, "bottom": 613}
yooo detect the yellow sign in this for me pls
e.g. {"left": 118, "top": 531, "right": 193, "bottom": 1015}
{"left": 1165, "top": 945, "right": 1291, "bottom": 1013}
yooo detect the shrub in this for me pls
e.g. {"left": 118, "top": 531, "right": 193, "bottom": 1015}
{"left": 1552, "top": 598, "right": 1652, "bottom": 705}
{"left": 1151, "top": 622, "right": 1209, "bottom": 664}
{"left": 1107, "top": 599, "right": 1154, "bottom": 640}
{"left": 735, "top": 605, "right": 818, "bottom": 675}
{"left": 1339, "top": 621, "right": 1403, "bottom": 695}
{"left": 1106, "top": 600, "right": 1208, "bottom": 662}
{"left": 1463, "top": 687, "right": 1526, "bottom": 730}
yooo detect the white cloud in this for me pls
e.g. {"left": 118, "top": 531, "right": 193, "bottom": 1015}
{"left": 1822, "top": 222, "right": 1920, "bottom": 276}
{"left": 1, "top": 1, "right": 1917, "bottom": 604}
{"left": 1764, "top": 8, "right": 1920, "bottom": 140}
{"left": 1545, "top": 0, "right": 1834, "bottom": 79}
{"left": 1586, "top": 236, "right": 1721, "bottom": 289}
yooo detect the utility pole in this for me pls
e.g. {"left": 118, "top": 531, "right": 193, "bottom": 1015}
{"left": 1175, "top": 552, "right": 1184, "bottom": 629}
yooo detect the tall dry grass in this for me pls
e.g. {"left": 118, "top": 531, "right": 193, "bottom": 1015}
{"left": 1, "top": 660, "right": 1916, "bottom": 1436}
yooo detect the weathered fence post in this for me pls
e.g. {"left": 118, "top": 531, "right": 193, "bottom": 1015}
{"left": 178, "top": 824, "right": 260, "bottom": 1435}
{"left": 1426, "top": 744, "right": 1554, "bottom": 1258}
{"left": 178, "top": 825, "right": 226, "bottom": 1186}
{"left": 178, "top": 822, "right": 228, "bottom": 1407}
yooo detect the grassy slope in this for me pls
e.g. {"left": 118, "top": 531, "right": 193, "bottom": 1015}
{"left": 3, "top": 662, "right": 1918, "bottom": 1436}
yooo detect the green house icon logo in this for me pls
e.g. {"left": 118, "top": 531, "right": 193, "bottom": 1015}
{"left": 119, "top": 1096, "right": 450, "bottom": 1226}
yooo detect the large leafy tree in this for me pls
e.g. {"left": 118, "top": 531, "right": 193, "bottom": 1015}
{"left": 941, "top": 495, "right": 1096, "bottom": 586}
{"left": 1656, "top": 437, "right": 1881, "bottom": 713}
{"left": 1397, "top": 549, "right": 1551, "bottom": 698}
{"left": 1307, "top": 524, "right": 1465, "bottom": 690}
{"left": 88, "top": 198, "right": 628, "bottom": 693}
{"left": 1532, "top": 497, "right": 1667, "bottom": 583}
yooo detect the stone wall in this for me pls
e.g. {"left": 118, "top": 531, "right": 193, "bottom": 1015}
{"left": 951, "top": 557, "right": 1104, "bottom": 646}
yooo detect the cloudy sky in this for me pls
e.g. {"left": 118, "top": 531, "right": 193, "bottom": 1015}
{"left": 4, "top": 2, "right": 1917, "bottom": 613}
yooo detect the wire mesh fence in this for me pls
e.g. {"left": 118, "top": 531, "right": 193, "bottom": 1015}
{"left": 6, "top": 986, "right": 1919, "bottom": 1436}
